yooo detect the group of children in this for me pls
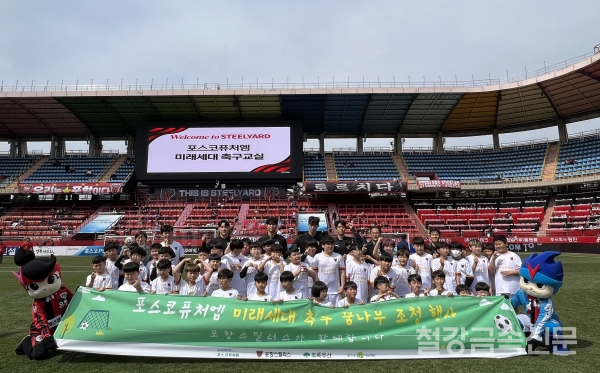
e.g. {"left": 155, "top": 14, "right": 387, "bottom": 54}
{"left": 85, "top": 231, "right": 506, "bottom": 307}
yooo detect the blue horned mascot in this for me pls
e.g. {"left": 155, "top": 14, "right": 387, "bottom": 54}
{"left": 510, "top": 251, "right": 568, "bottom": 355}
{"left": 13, "top": 250, "right": 74, "bottom": 360}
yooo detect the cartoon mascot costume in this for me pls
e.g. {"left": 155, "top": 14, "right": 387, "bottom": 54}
{"left": 510, "top": 251, "right": 568, "bottom": 355}
{"left": 13, "top": 250, "right": 73, "bottom": 360}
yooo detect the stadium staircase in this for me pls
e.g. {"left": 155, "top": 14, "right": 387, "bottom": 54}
{"left": 235, "top": 203, "right": 250, "bottom": 233}
{"left": 324, "top": 154, "right": 338, "bottom": 180}
{"left": 542, "top": 142, "right": 560, "bottom": 181}
{"left": 6, "top": 155, "right": 50, "bottom": 188}
{"left": 99, "top": 155, "right": 127, "bottom": 182}
{"left": 538, "top": 195, "right": 557, "bottom": 237}
{"left": 391, "top": 154, "right": 408, "bottom": 180}
{"left": 174, "top": 203, "right": 195, "bottom": 227}
{"left": 403, "top": 200, "right": 428, "bottom": 237}
{"left": 328, "top": 202, "right": 337, "bottom": 226}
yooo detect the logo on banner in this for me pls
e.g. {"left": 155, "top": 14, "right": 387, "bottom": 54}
{"left": 160, "top": 188, "right": 176, "bottom": 201}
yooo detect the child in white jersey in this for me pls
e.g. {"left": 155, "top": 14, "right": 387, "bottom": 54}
{"left": 177, "top": 259, "right": 206, "bottom": 296}
{"left": 404, "top": 274, "right": 430, "bottom": 298}
{"left": 85, "top": 255, "right": 113, "bottom": 291}
{"left": 118, "top": 262, "right": 150, "bottom": 293}
{"left": 336, "top": 281, "right": 365, "bottom": 307}
{"left": 246, "top": 272, "right": 273, "bottom": 302}
{"left": 200, "top": 253, "right": 224, "bottom": 296}
{"left": 258, "top": 244, "right": 285, "bottom": 299}
{"left": 392, "top": 251, "right": 415, "bottom": 297}
{"left": 345, "top": 245, "right": 371, "bottom": 303}
{"left": 222, "top": 239, "right": 248, "bottom": 297}
{"left": 450, "top": 241, "right": 473, "bottom": 288}
{"left": 429, "top": 270, "right": 453, "bottom": 296}
{"left": 284, "top": 247, "right": 317, "bottom": 298}
{"left": 409, "top": 237, "right": 433, "bottom": 291}
{"left": 240, "top": 242, "right": 265, "bottom": 296}
{"left": 277, "top": 271, "right": 304, "bottom": 301}
{"left": 431, "top": 242, "right": 458, "bottom": 295}
{"left": 150, "top": 259, "right": 177, "bottom": 294}
{"left": 370, "top": 276, "right": 401, "bottom": 302}
{"left": 211, "top": 269, "right": 241, "bottom": 299}
{"left": 309, "top": 281, "right": 334, "bottom": 308}
{"left": 124, "top": 246, "right": 148, "bottom": 283}
{"left": 466, "top": 239, "right": 490, "bottom": 294}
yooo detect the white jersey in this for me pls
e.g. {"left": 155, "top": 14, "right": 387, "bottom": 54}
{"left": 429, "top": 287, "right": 451, "bottom": 296}
{"left": 346, "top": 260, "right": 371, "bottom": 304}
{"left": 86, "top": 272, "right": 112, "bottom": 290}
{"left": 263, "top": 260, "right": 284, "bottom": 299}
{"left": 241, "top": 258, "right": 264, "bottom": 295}
{"left": 277, "top": 289, "right": 304, "bottom": 301}
{"left": 284, "top": 262, "right": 312, "bottom": 296}
{"left": 151, "top": 275, "right": 177, "bottom": 294}
{"left": 404, "top": 292, "right": 426, "bottom": 298}
{"left": 124, "top": 259, "right": 148, "bottom": 282}
{"left": 304, "top": 255, "right": 319, "bottom": 286}
{"left": 118, "top": 281, "right": 150, "bottom": 293}
{"left": 455, "top": 258, "right": 473, "bottom": 285}
{"left": 370, "top": 294, "right": 397, "bottom": 302}
{"left": 247, "top": 293, "right": 273, "bottom": 302}
{"left": 313, "top": 252, "right": 345, "bottom": 294}
{"left": 212, "top": 288, "right": 239, "bottom": 298}
{"left": 409, "top": 253, "right": 433, "bottom": 290}
{"left": 205, "top": 271, "right": 220, "bottom": 296}
{"left": 493, "top": 251, "right": 522, "bottom": 296}
{"left": 336, "top": 298, "right": 364, "bottom": 307}
{"left": 392, "top": 265, "right": 415, "bottom": 297}
{"left": 432, "top": 257, "right": 458, "bottom": 295}
{"left": 369, "top": 267, "right": 399, "bottom": 290}
{"left": 178, "top": 280, "right": 205, "bottom": 296}
{"left": 104, "top": 259, "right": 121, "bottom": 289}
{"left": 222, "top": 253, "right": 248, "bottom": 294}
{"left": 466, "top": 255, "right": 490, "bottom": 293}
{"left": 162, "top": 241, "right": 185, "bottom": 265}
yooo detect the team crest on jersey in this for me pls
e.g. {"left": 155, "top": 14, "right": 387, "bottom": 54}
{"left": 334, "top": 259, "right": 337, "bottom": 262}
{"left": 229, "top": 293, "right": 232, "bottom": 296}
{"left": 510, "top": 257, "right": 514, "bottom": 260}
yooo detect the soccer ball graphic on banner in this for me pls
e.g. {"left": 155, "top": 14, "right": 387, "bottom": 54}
{"left": 493, "top": 314, "right": 513, "bottom": 333}
{"left": 77, "top": 310, "right": 110, "bottom": 331}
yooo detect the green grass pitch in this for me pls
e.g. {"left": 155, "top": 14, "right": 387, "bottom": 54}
{"left": 1, "top": 253, "right": 599, "bottom": 373}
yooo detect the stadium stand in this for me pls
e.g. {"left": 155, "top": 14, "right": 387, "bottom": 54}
{"left": 403, "top": 144, "right": 547, "bottom": 183}
{"left": 24, "top": 155, "right": 117, "bottom": 183}
{"left": 0, "top": 204, "right": 98, "bottom": 238}
{"left": 546, "top": 191, "right": 600, "bottom": 236}
{"left": 101, "top": 202, "right": 186, "bottom": 233}
{"left": 412, "top": 195, "right": 548, "bottom": 237}
{"left": 108, "top": 156, "right": 135, "bottom": 182}
{"left": 337, "top": 202, "right": 419, "bottom": 236}
{"left": 303, "top": 153, "right": 327, "bottom": 180}
{"left": 0, "top": 156, "right": 36, "bottom": 187}
{"left": 333, "top": 153, "right": 401, "bottom": 181}
{"left": 555, "top": 133, "right": 600, "bottom": 178}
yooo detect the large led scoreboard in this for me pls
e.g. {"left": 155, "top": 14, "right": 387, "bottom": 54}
{"left": 135, "top": 121, "right": 304, "bottom": 186}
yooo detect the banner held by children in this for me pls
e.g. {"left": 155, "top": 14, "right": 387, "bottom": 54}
{"left": 55, "top": 288, "right": 526, "bottom": 359}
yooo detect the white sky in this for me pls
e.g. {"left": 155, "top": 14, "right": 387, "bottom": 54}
{"left": 1, "top": 1, "right": 599, "bottom": 153}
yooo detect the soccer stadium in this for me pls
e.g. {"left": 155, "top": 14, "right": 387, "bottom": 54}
{"left": 1, "top": 3, "right": 600, "bottom": 371}
{"left": 0, "top": 49, "right": 598, "bottom": 252}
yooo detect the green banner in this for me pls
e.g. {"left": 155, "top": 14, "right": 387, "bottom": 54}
{"left": 55, "top": 288, "right": 526, "bottom": 359}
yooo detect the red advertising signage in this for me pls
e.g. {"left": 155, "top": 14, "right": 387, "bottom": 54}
{"left": 19, "top": 183, "right": 122, "bottom": 195}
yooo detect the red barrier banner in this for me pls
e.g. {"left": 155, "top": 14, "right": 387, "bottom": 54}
{"left": 305, "top": 181, "right": 406, "bottom": 194}
{"left": 19, "top": 183, "right": 122, "bottom": 195}
{"left": 436, "top": 235, "right": 600, "bottom": 245}
{"left": 417, "top": 180, "right": 461, "bottom": 189}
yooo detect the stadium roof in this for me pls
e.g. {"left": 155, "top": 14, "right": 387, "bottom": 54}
{"left": 0, "top": 53, "right": 599, "bottom": 140}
